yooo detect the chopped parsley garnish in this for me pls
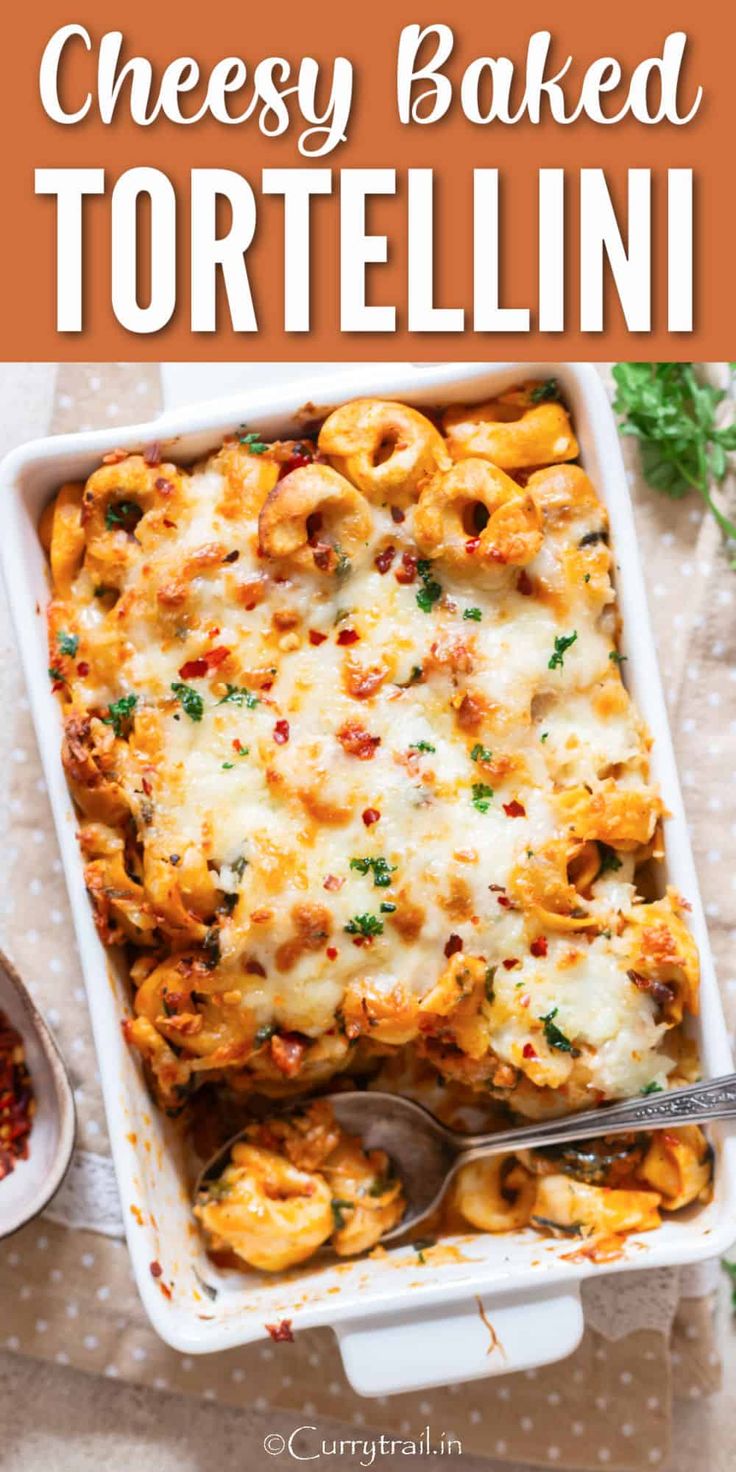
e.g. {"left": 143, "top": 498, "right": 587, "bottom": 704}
{"left": 540, "top": 1007, "right": 580, "bottom": 1056}
{"left": 379, "top": 901, "right": 396, "bottom": 913}
{"left": 331, "top": 1198, "right": 355, "bottom": 1231}
{"left": 485, "top": 966, "right": 497, "bottom": 1003}
{"left": 105, "top": 500, "right": 143, "bottom": 532}
{"left": 410, "top": 740, "right": 436, "bottom": 753}
{"left": 471, "top": 782, "right": 494, "bottom": 814}
{"left": 412, "top": 1235, "right": 436, "bottom": 1263}
{"left": 548, "top": 631, "right": 578, "bottom": 670}
{"left": 102, "top": 694, "right": 138, "bottom": 737}
{"left": 217, "top": 684, "right": 259, "bottom": 709}
{"left": 57, "top": 631, "right": 79, "bottom": 657}
{"left": 48, "top": 665, "right": 65, "bottom": 683}
{"left": 471, "top": 743, "right": 493, "bottom": 764}
{"left": 349, "top": 856, "right": 397, "bottom": 888}
{"left": 254, "top": 1023, "right": 276, "bottom": 1047}
{"left": 463, "top": 606, "right": 482, "bottom": 621}
{"left": 231, "top": 855, "right": 248, "bottom": 879}
{"left": 335, "top": 550, "right": 352, "bottom": 578}
{"left": 598, "top": 843, "right": 623, "bottom": 875}
{"left": 415, "top": 559, "right": 443, "bottom": 613}
{"left": 170, "top": 682, "right": 204, "bottom": 721}
{"left": 540, "top": 731, "right": 549, "bottom": 742}
{"left": 641, "top": 1081, "right": 664, "bottom": 1095}
{"left": 344, "top": 913, "right": 384, "bottom": 939}
{"left": 530, "top": 378, "right": 560, "bottom": 403}
{"left": 609, "top": 650, "right": 627, "bottom": 666}
{"left": 238, "top": 430, "right": 268, "bottom": 455}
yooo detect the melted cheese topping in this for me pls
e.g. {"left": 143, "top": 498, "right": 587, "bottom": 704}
{"left": 46, "top": 392, "right": 699, "bottom": 1122}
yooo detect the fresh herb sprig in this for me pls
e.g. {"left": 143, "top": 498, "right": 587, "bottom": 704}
{"left": 612, "top": 363, "right": 736, "bottom": 564}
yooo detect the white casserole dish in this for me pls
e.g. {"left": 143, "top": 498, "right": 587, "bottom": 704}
{"left": 2, "top": 361, "right": 735, "bottom": 1397}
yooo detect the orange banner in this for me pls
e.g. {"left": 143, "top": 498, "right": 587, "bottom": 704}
{"left": 2, "top": 0, "right": 734, "bottom": 359}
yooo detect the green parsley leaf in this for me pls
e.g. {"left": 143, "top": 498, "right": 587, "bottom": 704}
{"left": 344, "top": 913, "right": 384, "bottom": 939}
{"left": 331, "top": 1198, "right": 355, "bottom": 1231}
{"left": 238, "top": 430, "right": 268, "bottom": 455}
{"left": 548, "top": 631, "right": 578, "bottom": 671}
{"left": 102, "top": 694, "right": 138, "bottom": 738}
{"left": 540, "top": 731, "right": 549, "bottom": 742}
{"left": 415, "top": 559, "right": 443, "bottom": 613}
{"left": 254, "top": 1023, "right": 276, "bottom": 1047}
{"left": 57, "top": 631, "right": 79, "bottom": 657}
{"left": 379, "top": 901, "right": 396, "bottom": 913}
{"left": 471, "top": 782, "right": 494, "bottom": 814}
{"left": 48, "top": 665, "right": 65, "bottom": 683}
{"left": 530, "top": 378, "right": 560, "bottom": 403}
{"left": 105, "top": 500, "right": 143, "bottom": 532}
{"left": 463, "top": 606, "right": 482, "bottom": 621}
{"left": 641, "top": 1081, "right": 664, "bottom": 1096}
{"left": 609, "top": 650, "right": 627, "bottom": 665}
{"left": 349, "top": 856, "right": 397, "bottom": 888}
{"left": 598, "top": 843, "right": 623, "bottom": 875}
{"left": 409, "top": 740, "right": 436, "bottom": 753}
{"left": 612, "top": 364, "right": 736, "bottom": 559}
{"left": 540, "top": 1007, "right": 580, "bottom": 1056}
{"left": 170, "top": 683, "right": 204, "bottom": 722}
{"left": 471, "top": 743, "right": 493, "bottom": 764}
{"left": 485, "top": 966, "right": 497, "bottom": 1003}
{"left": 217, "top": 684, "right": 259, "bottom": 709}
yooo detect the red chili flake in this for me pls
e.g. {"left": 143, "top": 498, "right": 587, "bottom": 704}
{"left": 178, "top": 647, "right": 231, "bottom": 680}
{"left": 143, "top": 442, "right": 162, "bottom": 467}
{"left": 444, "top": 934, "right": 463, "bottom": 958}
{"left": 155, "top": 477, "right": 174, "bottom": 494}
{"left": 162, "top": 519, "right": 178, "bottom": 530}
{"left": 0, "top": 1010, "right": 34, "bottom": 1181}
{"left": 336, "top": 722, "right": 381, "bottom": 760}
{"left": 245, "top": 958, "right": 267, "bottom": 978}
{"left": 326, "top": 947, "right": 338, "bottom": 960}
{"left": 627, "top": 969, "right": 674, "bottom": 1006}
{"left": 503, "top": 800, "right": 526, "bottom": 818}
{"left": 51, "top": 680, "right": 65, "bottom": 694}
{"left": 76, "top": 661, "right": 90, "bottom": 677}
{"left": 374, "top": 545, "right": 396, "bottom": 574}
{"left": 522, "top": 1043, "right": 537, "bottom": 1059}
{"left": 279, "top": 451, "right": 313, "bottom": 478}
{"left": 312, "top": 545, "right": 334, "bottom": 571}
{"left": 270, "top": 1032, "right": 307, "bottom": 1077}
{"left": 502, "top": 957, "right": 521, "bottom": 970}
{"left": 530, "top": 936, "right": 548, "bottom": 958}
{"left": 265, "top": 1319, "right": 294, "bottom": 1343}
{"left": 323, "top": 874, "right": 344, "bottom": 892}
{"left": 395, "top": 551, "right": 418, "bottom": 584}
{"left": 497, "top": 895, "right": 513, "bottom": 909}
{"left": 273, "top": 720, "right": 290, "bottom": 744}
{"left": 337, "top": 628, "right": 359, "bottom": 646}
{"left": 390, "top": 506, "right": 406, "bottom": 524}
{"left": 141, "top": 776, "right": 153, "bottom": 797}
{"left": 309, "top": 630, "right": 327, "bottom": 646}
{"left": 465, "top": 537, "right": 481, "bottom": 554}
{"left": 223, "top": 550, "right": 240, "bottom": 564}
{"left": 362, "top": 807, "right": 380, "bottom": 827}
{"left": 306, "top": 512, "right": 323, "bottom": 543}
{"left": 517, "top": 571, "right": 534, "bottom": 596}
{"left": 149, "top": 1260, "right": 163, "bottom": 1279}
{"left": 232, "top": 738, "right": 245, "bottom": 752}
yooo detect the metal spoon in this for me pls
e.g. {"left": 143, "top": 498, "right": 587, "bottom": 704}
{"left": 196, "top": 1074, "right": 736, "bottom": 1243}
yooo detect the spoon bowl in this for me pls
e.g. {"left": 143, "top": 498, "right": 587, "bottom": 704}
{"left": 196, "top": 1074, "right": 736, "bottom": 1245}
{"left": 0, "top": 949, "right": 76, "bottom": 1240}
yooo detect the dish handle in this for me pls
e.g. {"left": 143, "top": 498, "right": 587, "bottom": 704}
{"left": 333, "top": 1284, "right": 583, "bottom": 1397}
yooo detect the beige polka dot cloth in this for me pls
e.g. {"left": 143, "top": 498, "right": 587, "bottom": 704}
{"left": 0, "top": 363, "right": 733, "bottom": 1471}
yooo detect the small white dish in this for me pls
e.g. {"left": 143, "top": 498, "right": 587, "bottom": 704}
{"left": 0, "top": 949, "right": 76, "bottom": 1239}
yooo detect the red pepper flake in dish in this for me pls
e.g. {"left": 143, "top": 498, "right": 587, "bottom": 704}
{"left": 336, "top": 628, "right": 359, "bottom": 646}
{"left": 395, "top": 551, "right": 418, "bottom": 584}
{"left": 336, "top": 722, "right": 381, "bottom": 760}
{"left": 530, "top": 936, "right": 548, "bottom": 958}
{"left": 502, "top": 957, "right": 521, "bottom": 970}
{"left": 273, "top": 720, "right": 290, "bottom": 745}
{"left": 503, "top": 800, "right": 526, "bottom": 818}
{"left": 323, "top": 874, "right": 344, "bottom": 892}
{"left": 390, "top": 506, "right": 406, "bottom": 524}
{"left": 326, "top": 946, "right": 338, "bottom": 960}
{"left": 178, "top": 647, "right": 231, "bottom": 679}
{"left": 374, "top": 545, "right": 396, "bottom": 574}
{"left": 496, "top": 895, "right": 513, "bottom": 909}
{"left": 279, "top": 450, "right": 313, "bottom": 478}
{"left": 517, "top": 571, "right": 534, "bottom": 596}
{"left": 76, "top": 661, "right": 90, "bottom": 677}
{"left": 362, "top": 807, "right": 381, "bottom": 827}
{"left": 522, "top": 1042, "right": 537, "bottom": 1059}
{"left": 465, "top": 537, "right": 481, "bottom": 554}
{"left": 309, "top": 630, "right": 327, "bottom": 646}
{"left": 149, "top": 1260, "right": 163, "bottom": 1279}
{"left": 0, "top": 1010, "right": 35, "bottom": 1181}
{"left": 265, "top": 1319, "right": 294, "bottom": 1343}
{"left": 444, "top": 933, "right": 463, "bottom": 958}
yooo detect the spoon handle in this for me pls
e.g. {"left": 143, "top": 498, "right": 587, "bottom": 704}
{"left": 453, "top": 1073, "right": 736, "bottom": 1167}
